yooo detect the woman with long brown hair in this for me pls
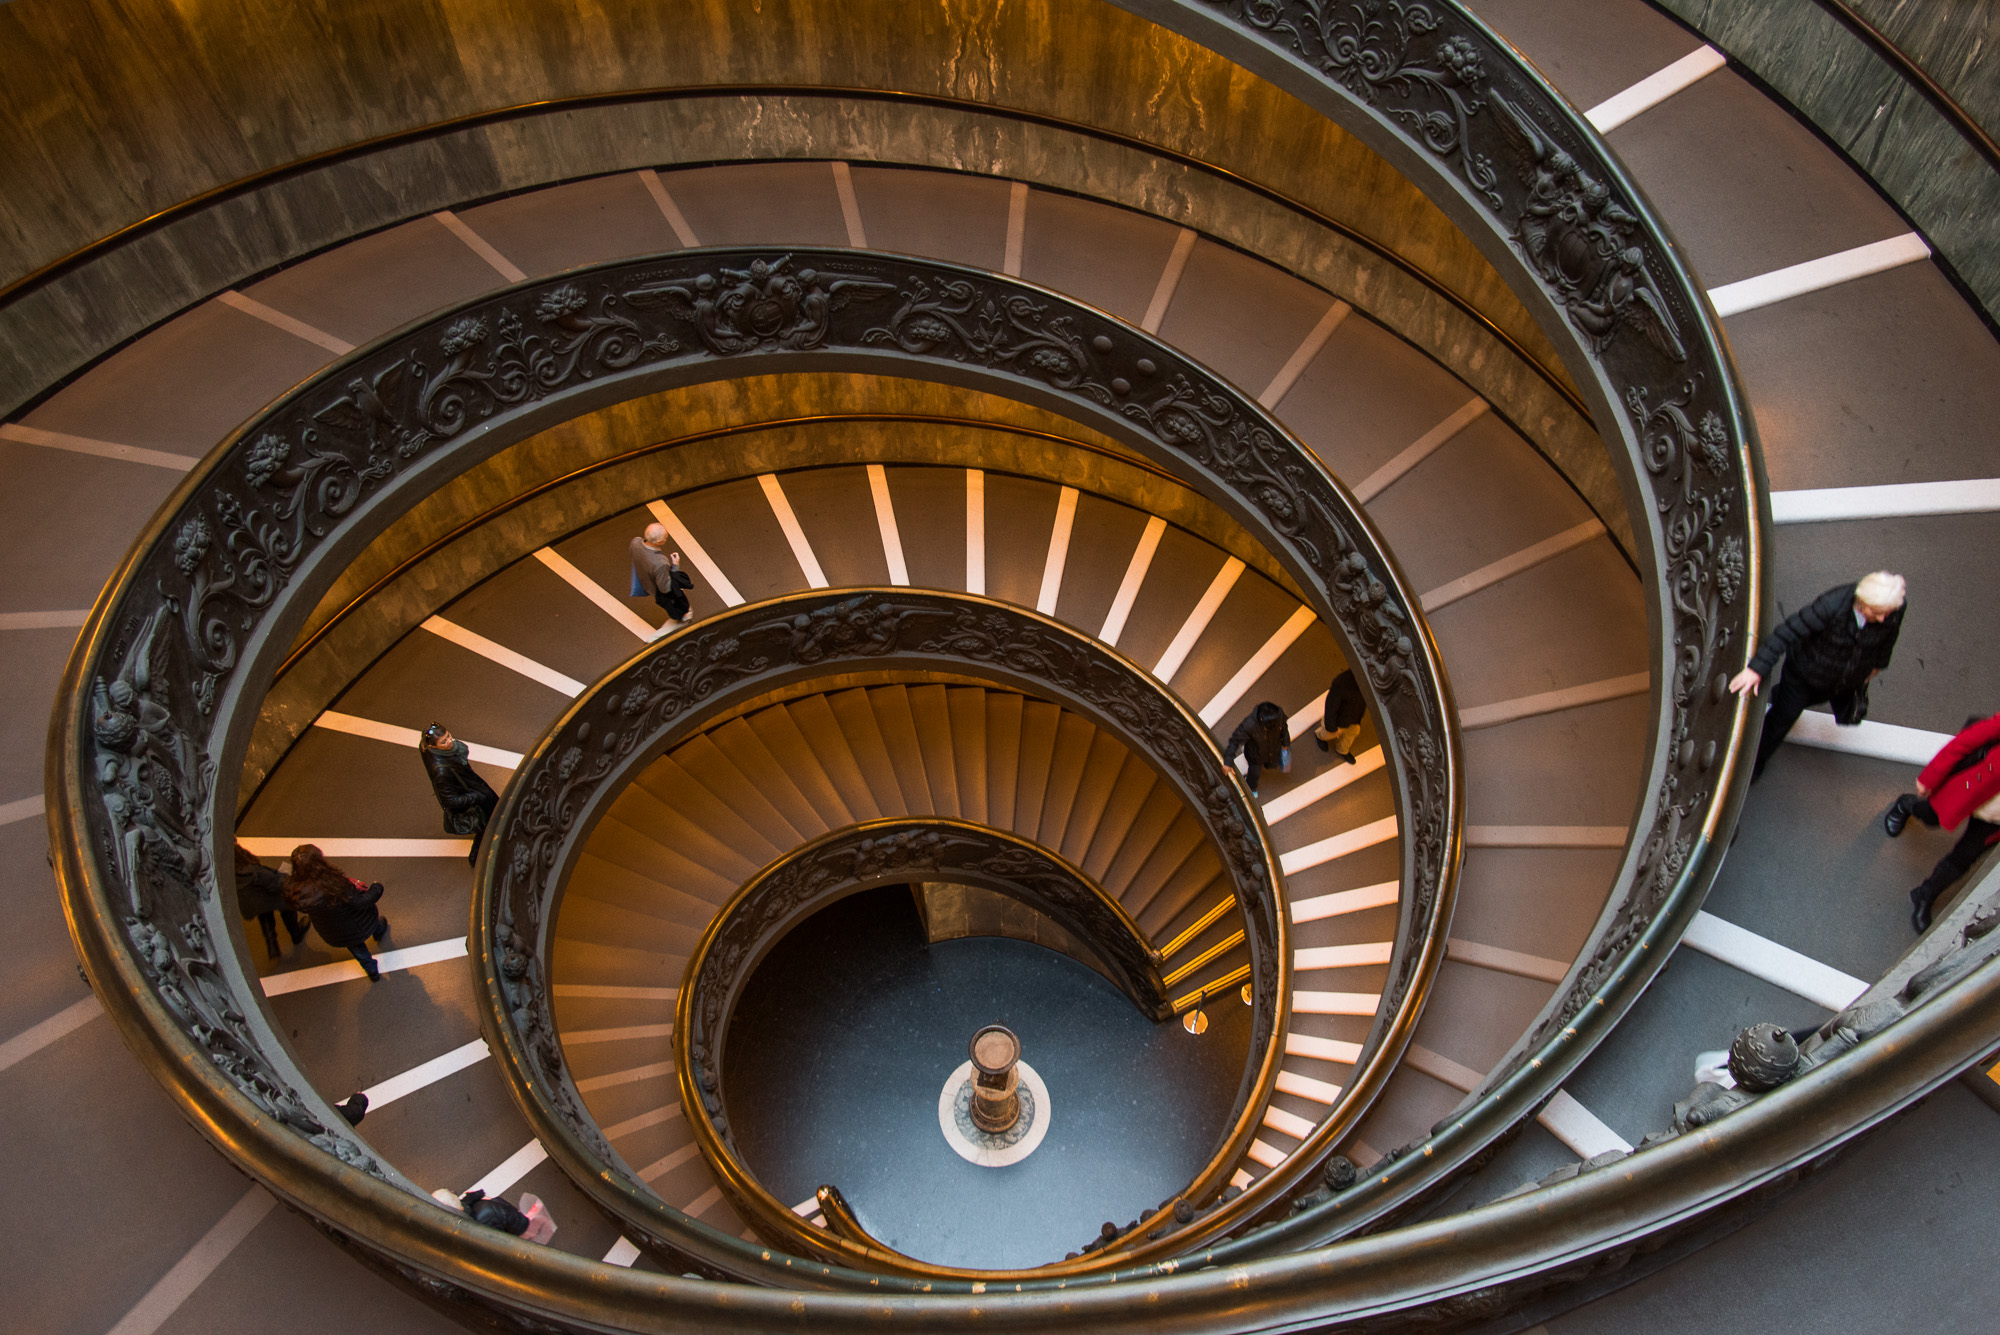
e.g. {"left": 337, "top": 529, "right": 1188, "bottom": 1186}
{"left": 284, "top": 844, "right": 392, "bottom": 981}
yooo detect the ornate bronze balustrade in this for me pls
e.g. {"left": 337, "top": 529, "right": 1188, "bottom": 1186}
{"left": 51, "top": 239, "right": 1462, "bottom": 1291}
{"left": 472, "top": 588, "right": 1314, "bottom": 1278}
{"left": 41, "top": 0, "right": 1803, "bottom": 1315}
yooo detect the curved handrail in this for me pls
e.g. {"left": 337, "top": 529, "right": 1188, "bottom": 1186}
{"left": 49, "top": 241, "right": 1458, "bottom": 1307}
{"left": 1089, "top": 0, "right": 1767, "bottom": 1246}
{"left": 40, "top": 0, "right": 1801, "bottom": 1313}
{"left": 471, "top": 588, "right": 1301, "bottom": 1279}
{"left": 673, "top": 818, "right": 1176, "bottom": 1265}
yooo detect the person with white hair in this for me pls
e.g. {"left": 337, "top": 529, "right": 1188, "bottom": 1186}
{"left": 628, "top": 521, "right": 696, "bottom": 625}
{"left": 1728, "top": 571, "right": 1906, "bottom": 781}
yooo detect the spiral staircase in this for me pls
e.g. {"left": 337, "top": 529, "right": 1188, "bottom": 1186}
{"left": 6, "top": 0, "right": 1999, "bottom": 1331}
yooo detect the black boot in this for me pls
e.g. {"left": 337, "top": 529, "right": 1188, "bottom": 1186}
{"left": 258, "top": 914, "right": 282, "bottom": 959}
{"left": 1910, "top": 883, "right": 1941, "bottom": 933}
{"left": 1884, "top": 794, "right": 1920, "bottom": 838}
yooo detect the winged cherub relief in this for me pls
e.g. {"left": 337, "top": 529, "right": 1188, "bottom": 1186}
{"left": 623, "top": 255, "right": 894, "bottom": 355}
{"left": 1493, "top": 96, "right": 1687, "bottom": 362}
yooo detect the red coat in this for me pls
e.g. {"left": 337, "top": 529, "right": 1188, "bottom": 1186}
{"left": 1917, "top": 712, "right": 2000, "bottom": 834}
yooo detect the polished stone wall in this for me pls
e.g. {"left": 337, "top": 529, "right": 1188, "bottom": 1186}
{"left": 1660, "top": 0, "right": 2000, "bottom": 322}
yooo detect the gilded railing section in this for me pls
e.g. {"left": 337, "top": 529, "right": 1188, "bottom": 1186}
{"left": 472, "top": 589, "right": 1306, "bottom": 1279}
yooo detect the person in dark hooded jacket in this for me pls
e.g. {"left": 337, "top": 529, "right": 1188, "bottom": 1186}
{"left": 421, "top": 723, "right": 499, "bottom": 865}
{"left": 234, "top": 841, "right": 307, "bottom": 959}
{"left": 284, "top": 844, "right": 391, "bottom": 981}
{"left": 1224, "top": 700, "right": 1290, "bottom": 799}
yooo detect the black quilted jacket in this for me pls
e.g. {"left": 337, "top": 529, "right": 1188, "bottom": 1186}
{"left": 1748, "top": 582, "right": 1903, "bottom": 692}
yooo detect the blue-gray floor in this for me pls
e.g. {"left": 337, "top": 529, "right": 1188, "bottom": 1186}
{"left": 723, "top": 888, "right": 1251, "bottom": 1269}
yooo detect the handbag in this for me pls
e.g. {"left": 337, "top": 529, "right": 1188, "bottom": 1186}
{"left": 1831, "top": 682, "right": 1870, "bottom": 727}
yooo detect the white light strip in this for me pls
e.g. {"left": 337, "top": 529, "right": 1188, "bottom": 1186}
{"left": 1772, "top": 477, "right": 2000, "bottom": 524}
{"left": 1683, "top": 910, "right": 1868, "bottom": 1011}
{"left": 1262, "top": 746, "right": 1385, "bottom": 824}
{"left": 637, "top": 170, "right": 701, "bottom": 246}
{"left": 638, "top": 1142, "right": 701, "bottom": 1182}
{"left": 1787, "top": 710, "right": 1950, "bottom": 766}
{"left": 1466, "top": 825, "right": 1627, "bottom": 848}
{"left": 105, "top": 1186, "right": 275, "bottom": 1335}
{"left": 1537, "top": 1090, "right": 1632, "bottom": 1158}
{"left": 433, "top": 210, "right": 527, "bottom": 282}
{"left": 1446, "top": 938, "right": 1569, "bottom": 984}
{"left": 0, "top": 420, "right": 195, "bottom": 471}
{"left": 1459, "top": 672, "right": 1649, "bottom": 731}
{"left": 1099, "top": 515, "right": 1166, "bottom": 647}
{"left": 1153, "top": 557, "right": 1243, "bottom": 683}
{"left": 647, "top": 498, "right": 744, "bottom": 605}
{"left": 361, "top": 1038, "right": 490, "bottom": 1109}
{"left": 235, "top": 836, "right": 472, "bottom": 859}
{"left": 1276, "top": 1069, "right": 1342, "bottom": 1103}
{"left": 1285, "top": 1032, "right": 1362, "bottom": 1064}
{"left": 1036, "top": 486, "right": 1079, "bottom": 615}
{"left": 1259, "top": 300, "right": 1352, "bottom": 408}
{"left": 603, "top": 1103, "right": 684, "bottom": 1140}
{"left": 603, "top": 1237, "right": 643, "bottom": 1267}
{"left": 1584, "top": 45, "right": 1727, "bottom": 132}
{"left": 1709, "top": 233, "right": 1930, "bottom": 317}
{"left": 421, "top": 616, "right": 584, "bottom": 696}
{"left": 1288, "top": 690, "right": 1329, "bottom": 741}
{"left": 552, "top": 984, "right": 679, "bottom": 1000}
{"left": 313, "top": 710, "right": 522, "bottom": 767}
{"left": 0, "top": 792, "right": 45, "bottom": 827}
{"left": 1246, "top": 1138, "right": 1287, "bottom": 1168}
{"left": 1200, "top": 605, "right": 1317, "bottom": 726}
{"left": 563, "top": 1023, "right": 675, "bottom": 1045}
{"left": 217, "top": 289, "right": 355, "bottom": 355}
{"left": 1263, "top": 1105, "right": 1316, "bottom": 1139}
{"left": 1142, "top": 228, "right": 1198, "bottom": 333}
{"left": 1003, "top": 182, "right": 1029, "bottom": 276}
{"left": 685, "top": 1185, "right": 725, "bottom": 1218}
{"left": 534, "top": 546, "right": 659, "bottom": 641}
{"left": 758, "top": 473, "right": 829, "bottom": 588}
{"left": 865, "top": 463, "right": 910, "bottom": 586}
{"left": 1353, "top": 398, "right": 1487, "bottom": 503}
{"left": 467, "top": 1139, "right": 548, "bottom": 1198}
{"left": 0, "top": 609, "right": 90, "bottom": 630}
{"left": 1292, "top": 989, "right": 1381, "bottom": 1015}
{"left": 965, "top": 469, "right": 987, "bottom": 594}
{"left": 1420, "top": 519, "right": 1606, "bottom": 613}
{"left": 1295, "top": 941, "right": 1393, "bottom": 970}
{"left": 261, "top": 937, "right": 469, "bottom": 996}
{"left": 0, "top": 995, "right": 102, "bottom": 1076}
{"left": 577, "top": 1059, "right": 675, "bottom": 1093}
{"left": 1279, "top": 814, "right": 1398, "bottom": 875}
{"left": 1290, "top": 879, "right": 1398, "bottom": 924}
{"left": 830, "top": 162, "right": 868, "bottom": 248}
{"left": 1403, "top": 1043, "right": 1481, "bottom": 1093}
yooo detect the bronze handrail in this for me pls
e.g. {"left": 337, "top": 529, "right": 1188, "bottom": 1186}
{"left": 0, "top": 89, "right": 1586, "bottom": 428}
{"left": 41, "top": 0, "right": 1793, "bottom": 1313}
{"left": 472, "top": 589, "right": 1301, "bottom": 1279}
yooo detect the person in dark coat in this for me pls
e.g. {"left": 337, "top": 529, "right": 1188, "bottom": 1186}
{"left": 629, "top": 523, "right": 695, "bottom": 624}
{"left": 234, "top": 841, "right": 307, "bottom": 959}
{"left": 1224, "top": 700, "right": 1290, "bottom": 799}
{"left": 1884, "top": 710, "right": 2000, "bottom": 932}
{"left": 1728, "top": 571, "right": 1906, "bottom": 781}
{"left": 421, "top": 723, "right": 499, "bottom": 865}
{"left": 284, "top": 844, "right": 391, "bottom": 981}
{"left": 1314, "top": 669, "right": 1365, "bottom": 764}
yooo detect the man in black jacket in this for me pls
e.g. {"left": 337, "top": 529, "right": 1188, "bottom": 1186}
{"left": 1728, "top": 571, "right": 1905, "bottom": 781}
{"left": 420, "top": 723, "right": 500, "bottom": 865}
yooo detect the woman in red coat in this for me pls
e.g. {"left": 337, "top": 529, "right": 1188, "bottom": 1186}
{"left": 1883, "top": 710, "right": 2000, "bottom": 931}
